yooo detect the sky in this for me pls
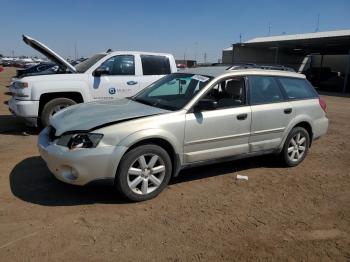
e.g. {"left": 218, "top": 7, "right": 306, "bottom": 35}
{"left": 0, "top": 0, "right": 349, "bottom": 62}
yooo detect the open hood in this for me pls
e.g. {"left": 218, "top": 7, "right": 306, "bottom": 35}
{"left": 22, "top": 35, "right": 77, "bottom": 73}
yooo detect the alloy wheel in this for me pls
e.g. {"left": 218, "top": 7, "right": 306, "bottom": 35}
{"left": 49, "top": 104, "right": 70, "bottom": 118}
{"left": 287, "top": 132, "right": 307, "bottom": 162}
{"left": 127, "top": 154, "right": 166, "bottom": 195}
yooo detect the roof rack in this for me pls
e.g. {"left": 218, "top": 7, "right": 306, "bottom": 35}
{"left": 227, "top": 63, "right": 295, "bottom": 72}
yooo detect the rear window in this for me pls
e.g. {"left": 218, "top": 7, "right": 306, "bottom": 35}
{"left": 277, "top": 77, "right": 317, "bottom": 100}
{"left": 141, "top": 55, "right": 171, "bottom": 75}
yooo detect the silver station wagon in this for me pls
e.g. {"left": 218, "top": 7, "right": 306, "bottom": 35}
{"left": 38, "top": 66, "right": 328, "bottom": 201}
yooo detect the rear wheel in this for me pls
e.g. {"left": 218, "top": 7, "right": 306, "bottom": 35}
{"left": 41, "top": 98, "right": 76, "bottom": 127}
{"left": 281, "top": 127, "right": 310, "bottom": 166}
{"left": 115, "top": 144, "right": 172, "bottom": 202}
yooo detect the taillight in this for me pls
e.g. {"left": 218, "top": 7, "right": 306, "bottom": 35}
{"left": 319, "top": 97, "right": 327, "bottom": 113}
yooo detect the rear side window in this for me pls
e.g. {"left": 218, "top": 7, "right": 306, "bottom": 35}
{"left": 277, "top": 77, "right": 317, "bottom": 99}
{"left": 141, "top": 55, "right": 171, "bottom": 75}
{"left": 249, "top": 76, "right": 284, "bottom": 104}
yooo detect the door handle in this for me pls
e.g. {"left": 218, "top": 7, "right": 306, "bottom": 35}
{"left": 284, "top": 108, "right": 292, "bottom": 114}
{"left": 127, "top": 81, "right": 138, "bottom": 85}
{"left": 237, "top": 113, "right": 248, "bottom": 120}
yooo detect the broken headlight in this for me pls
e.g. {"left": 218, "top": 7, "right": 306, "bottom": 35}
{"left": 57, "top": 133, "right": 103, "bottom": 149}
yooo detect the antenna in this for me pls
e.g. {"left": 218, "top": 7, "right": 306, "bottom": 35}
{"left": 74, "top": 42, "right": 77, "bottom": 60}
{"left": 315, "top": 13, "right": 320, "bottom": 32}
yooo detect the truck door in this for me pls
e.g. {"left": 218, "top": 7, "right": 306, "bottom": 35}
{"left": 90, "top": 55, "right": 141, "bottom": 100}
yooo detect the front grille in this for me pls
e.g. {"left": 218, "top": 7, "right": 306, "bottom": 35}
{"left": 48, "top": 126, "right": 57, "bottom": 142}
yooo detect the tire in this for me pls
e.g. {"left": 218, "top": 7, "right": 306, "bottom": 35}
{"left": 41, "top": 98, "right": 76, "bottom": 127}
{"left": 115, "top": 144, "right": 172, "bottom": 202}
{"left": 281, "top": 127, "right": 310, "bottom": 167}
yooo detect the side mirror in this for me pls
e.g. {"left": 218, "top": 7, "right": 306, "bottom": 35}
{"left": 93, "top": 66, "right": 110, "bottom": 77}
{"left": 194, "top": 98, "right": 217, "bottom": 111}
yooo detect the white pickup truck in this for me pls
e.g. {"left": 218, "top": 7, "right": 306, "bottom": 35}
{"left": 9, "top": 35, "right": 177, "bottom": 126}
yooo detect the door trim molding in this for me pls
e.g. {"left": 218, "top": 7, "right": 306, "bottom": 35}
{"left": 251, "top": 127, "right": 285, "bottom": 135}
{"left": 184, "top": 132, "right": 250, "bottom": 146}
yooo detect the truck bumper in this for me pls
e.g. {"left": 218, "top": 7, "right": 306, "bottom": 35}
{"left": 8, "top": 97, "right": 39, "bottom": 126}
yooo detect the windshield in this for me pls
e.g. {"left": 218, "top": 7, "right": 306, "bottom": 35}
{"left": 132, "top": 73, "right": 212, "bottom": 111}
{"left": 75, "top": 54, "right": 106, "bottom": 73}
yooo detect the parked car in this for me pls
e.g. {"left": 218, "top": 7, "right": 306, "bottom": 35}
{"left": 38, "top": 66, "right": 328, "bottom": 201}
{"left": 16, "top": 62, "right": 56, "bottom": 78}
{"left": 9, "top": 35, "right": 177, "bottom": 127}
{"left": 70, "top": 58, "right": 88, "bottom": 66}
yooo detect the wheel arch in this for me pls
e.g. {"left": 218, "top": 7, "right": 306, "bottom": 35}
{"left": 293, "top": 121, "right": 313, "bottom": 146}
{"left": 117, "top": 134, "right": 182, "bottom": 178}
{"left": 279, "top": 118, "right": 314, "bottom": 152}
{"left": 38, "top": 92, "right": 84, "bottom": 117}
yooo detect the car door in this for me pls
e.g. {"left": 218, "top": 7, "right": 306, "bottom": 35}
{"left": 184, "top": 76, "right": 251, "bottom": 163}
{"left": 90, "top": 55, "right": 141, "bottom": 100}
{"left": 248, "top": 75, "right": 294, "bottom": 152}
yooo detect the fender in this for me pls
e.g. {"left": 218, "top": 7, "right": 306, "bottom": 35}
{"left": 109, "top": 128, "right": 184, "bottom": 177}
{"left": 30, "top": 78, "right": 91, "bottom": 102}
{"left": 278, "top": 114, "right": 314, "bottom": 152}
{"left": 118, "top": 128, "right": 183, "bottom": 157}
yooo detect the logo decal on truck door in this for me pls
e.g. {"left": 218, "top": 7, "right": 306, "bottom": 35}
{"left": 108, "top": 87, "right": 116, "bottom": 95}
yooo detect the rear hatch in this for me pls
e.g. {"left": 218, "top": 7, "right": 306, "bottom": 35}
{"left": 22, "top": 35, "right": 77, "bottom": 73}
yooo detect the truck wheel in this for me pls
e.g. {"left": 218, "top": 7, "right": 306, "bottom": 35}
{"left": 281, "top": 127, "right": 310, "bottom": 167}
{"left": 115, "top": 144, "right": 172, "bottom": 202}
{"left": 41, "top": 98, "right": 76, "bottom": 127}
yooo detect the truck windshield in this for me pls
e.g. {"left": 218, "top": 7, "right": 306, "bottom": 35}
{"left": 75, "top": 54, "right": 106, "bottom": 73}
{"left": 132, "top": 73, "right": 212, "bottom": 111}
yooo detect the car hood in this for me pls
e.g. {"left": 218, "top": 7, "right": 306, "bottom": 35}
{"left": 22, "top": 35, "right": 77, "bottom": 73}
{"left": 50, "top": 99, "right": 170, "bottom": 136}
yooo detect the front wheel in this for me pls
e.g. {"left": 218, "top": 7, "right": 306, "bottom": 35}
{"left": 115, "top": 144, "right": 172, "bottom": 202}
{"left": 281, "top": 127, "right": 310, "bottom": 167}
{"left": 41, "top": 98, "right": 76, "bottom": 127}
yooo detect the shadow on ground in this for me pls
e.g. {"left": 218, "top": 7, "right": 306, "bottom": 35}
{"left": 10, "top": 154, "right": 283, "bottom": 206}
{"left": 0, "top": 115, "right": 39, "bottom": 136}
{"left": 10, "top": 156, "right": 127, "bottom": 206}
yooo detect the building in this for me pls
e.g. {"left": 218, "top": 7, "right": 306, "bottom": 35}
{"left": 222, "top": 30, "right": 350, "bottom": 93}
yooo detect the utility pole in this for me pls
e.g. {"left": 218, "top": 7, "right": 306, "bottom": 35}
{"left": 12, "top": 50, "right": 14, "bottom": 58}
{"left": 315, "top": 13, "right": 320, "bottom": 32}
{"left": 239, "top": 33, "right": 242, "bottom": 43}
{"left": 204, "top": 52, "right": 207, "bottom": 64}
{"left": 194, "top": 42, "right": 198, "bottom": 62}
{"left": 74, "top": 42, "right": 77, "bottom": 60}
{"left": 268, "top": 23, "right": 272, "bottom": 36}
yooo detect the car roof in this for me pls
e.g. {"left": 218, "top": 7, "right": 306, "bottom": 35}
{"left": 100, "top": 51, "right": 174, "bottom": 57}
{"left": 180, "top": 66, "right": 306, "bottom": 79}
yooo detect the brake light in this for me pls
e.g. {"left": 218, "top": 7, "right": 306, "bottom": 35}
{"left": 319, "top": 97, "right": 327, "bottom": 113}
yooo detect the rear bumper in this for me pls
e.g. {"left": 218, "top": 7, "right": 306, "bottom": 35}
{"left": 313, "top": 117, "right": 329, "bottom": 139}
{"left": 8, "top": 97, "right": 39, "bottom": 126}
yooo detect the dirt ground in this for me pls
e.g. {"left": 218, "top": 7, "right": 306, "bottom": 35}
{"left": 0, "top": 67, "right": 349, "bottom": 261}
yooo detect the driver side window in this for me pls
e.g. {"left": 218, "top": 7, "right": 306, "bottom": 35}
{"left": 203, "top": 77, "right": 246, "bottom": 109}
{"left": 100, "top": 55, "right": 135, "bottom": 75}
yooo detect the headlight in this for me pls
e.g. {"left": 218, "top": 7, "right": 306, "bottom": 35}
{"left": 57, "top": 133, "right": 103, "bottom": 149}
{"left": 15, "top": 82, "right": 29, "bottom": 88}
